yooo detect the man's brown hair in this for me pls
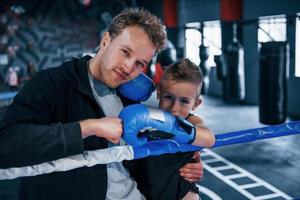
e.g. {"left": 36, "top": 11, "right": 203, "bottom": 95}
{"left": 108, "top": 8, "right": 167, "bottom": 51}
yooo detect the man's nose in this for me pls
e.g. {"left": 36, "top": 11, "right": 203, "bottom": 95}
{"left": 122, "top": 59, "right": 136, "bottom": 74}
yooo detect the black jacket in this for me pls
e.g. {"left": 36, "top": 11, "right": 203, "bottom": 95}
{"left": 0, "top": 56, "right": 125, "bottom": 200}
{"left": 0, "top": 56, "right": 196, "bottom": 200}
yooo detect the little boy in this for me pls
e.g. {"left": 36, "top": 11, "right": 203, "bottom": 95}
{"left": 126, "top": 58, "right": 215, "bottom": 200}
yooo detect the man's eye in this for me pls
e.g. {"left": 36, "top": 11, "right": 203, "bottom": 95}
{"left": 122, "top": 49, "right": 129, "bottom": 57}
{"left": 137, "top": 62, "right": 144, "bottom": 68}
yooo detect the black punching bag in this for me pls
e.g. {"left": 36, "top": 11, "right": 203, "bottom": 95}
{"left": 215, "top": 54, "right": 228, "bottom": 101}
{"left": 215, "top": 54, "right": 227, "bottom": 81}
{"left": 225, "top": 40, "right": 245, "bottom": 101}
{"left": 156, "top": 40, "right": 177, "bottom": 68}
{"left": 198, "top": 23, "right": 210, "bottom": 94}
{"left": 259, "top": 42, "right": 288, "bottom": 125}
{"left": 223, "top": 23, "right": 245, "bottom": 102}
{"left": 199, "top": 44, "right": 210, "bottom": 94}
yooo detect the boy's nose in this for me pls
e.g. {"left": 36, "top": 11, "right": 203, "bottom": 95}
{"left": 170, "top": 101, "right": 180, "bottom": 116}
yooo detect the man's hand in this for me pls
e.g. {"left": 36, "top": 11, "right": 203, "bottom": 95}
{"left": 80, "top": 117, "right": 123, "bottom": 144}
{"left": 179, "top": 151, "right": 203, "bottom": 182}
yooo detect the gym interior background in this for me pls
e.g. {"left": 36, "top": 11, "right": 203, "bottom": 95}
{"left": 0, "top": 0, "right": 300, "bottom": 199}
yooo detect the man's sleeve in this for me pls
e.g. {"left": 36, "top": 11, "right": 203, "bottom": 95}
{"left": 0, "top": 71, "right": 83, "bottom": 168}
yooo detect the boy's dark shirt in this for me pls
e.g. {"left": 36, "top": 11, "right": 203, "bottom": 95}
{"left": 126, "top": 151, "right": 198, "bottom": 200}
{"left": 125, "top": 114, "right": 199, "bottom": 200}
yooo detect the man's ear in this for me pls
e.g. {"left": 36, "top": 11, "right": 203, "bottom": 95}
{"left": 192, "top": 97, "right": 202, "bottom": 111}
{"left": 100, "top": 32, "right": 110, "bottom": 49}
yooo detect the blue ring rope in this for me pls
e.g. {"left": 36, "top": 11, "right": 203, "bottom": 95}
{"left": 133, "top": 121, "right": 300, "bottom": 159}
{"left": 213, "top": 120, "right": 300, "bottom": 147}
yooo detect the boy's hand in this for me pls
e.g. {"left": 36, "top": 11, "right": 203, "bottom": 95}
{"left": 179, "top": 151, "right": 203, "bottom": 182}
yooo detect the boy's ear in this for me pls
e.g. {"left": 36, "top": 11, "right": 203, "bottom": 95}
{"left": 192, "top": 97, "right": 202, "bottom": 111}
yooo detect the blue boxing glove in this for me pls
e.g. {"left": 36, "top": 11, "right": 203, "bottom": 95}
{"left": 119, "top": 104, "right": 196, "bottom": 146}
{"left": 117, "top": 73, "right": 155, "bottom": 102}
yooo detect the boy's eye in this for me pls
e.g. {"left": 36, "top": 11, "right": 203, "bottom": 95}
{"left": 180, "top": 99, "right": 190, "bottom": 105}
{"left": 163, "top": 95, "right": 173, "bottom": 100}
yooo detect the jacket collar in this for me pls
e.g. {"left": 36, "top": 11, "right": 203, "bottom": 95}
{"left": 73, "top": 55, "right": 94, "bottom": 98}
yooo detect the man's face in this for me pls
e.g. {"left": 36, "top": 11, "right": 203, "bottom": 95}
{"left": 96, "top": 26, "right": 156, "bottom": 88}
{"left": 157, "top": 79, "right": 202, "bottom": 118}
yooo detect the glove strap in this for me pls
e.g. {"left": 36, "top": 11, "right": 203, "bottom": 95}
{"left": 176, "top": 117, "right": 196, "bottom": 144}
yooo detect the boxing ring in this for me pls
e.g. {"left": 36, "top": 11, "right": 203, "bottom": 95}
{"left": 0, "top": 75, "right": 299, "bottom": 199}
{"left": 0, "top": 120, "right": 299, "bottom": 180}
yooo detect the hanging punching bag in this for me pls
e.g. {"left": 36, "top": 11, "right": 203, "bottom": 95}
{"left": 220, "top": 0, "right": 244, "bottom": 102}
{"left": 215, "top": 54, "right": 227, "bottom": 81}
{"left": 259, "top": 42, "right": 288, "bottom": 125}
{"left": 215, "top": 54, "right": 228, "bottom": 100}
{"left": 223, "top": 23, "right": 245, "bottom": 102}
{"left": 198, "top": 23, "right": 210, "bottom": 95}
{"left": 156, "top": 40, "right": 177, "bottom": 69}
{"left": 152, "top": 40, "right": 177, "bottom": 85}
{"left": 199, "top": 44, "right": 210, "bottom": 94}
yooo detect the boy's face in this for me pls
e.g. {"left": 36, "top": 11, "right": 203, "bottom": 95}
{"left": 96, "top": 26, "right": 156, "bottom": 88}
{"left": 157, "top": 79, "right": 202, "bottom": 118}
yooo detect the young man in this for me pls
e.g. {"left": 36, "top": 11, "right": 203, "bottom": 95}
{"left": 128, "top": 58, "right": 215, "bottom": 200}
{"left": 0, "top": 8, "right": 202, "bottom": 200}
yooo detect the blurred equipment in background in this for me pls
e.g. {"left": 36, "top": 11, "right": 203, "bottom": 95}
{"left": 221, "top": 23, "right": 245, "bottom": 102}
{"left": 143, "top": 40, "right": 177, "bottom": 86}
{"left": 219, "top": 0, "right": 245, "bottom": 102}
{"left": 259, "top": 42, "right": 289, "bottom": 125}
{"left": 5, "top": 66, "right": 19, "bottom": 91}
{"left": 78, "top": 0, "right": 91, "bottom": 7}
{"left": 214, "top": 53, "right": 227, "bottom": 97}
{"left": 156, "top": 40, "right": 177, "bottom": 69}
{"left": 199, "top": 23, "right": 210, "bottom": 94}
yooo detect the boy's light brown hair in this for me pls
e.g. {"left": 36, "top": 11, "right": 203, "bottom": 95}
{"left": 108, "top": 8, "right": 167, "bottom": 51}
{"left": 162, "top": 58, "right": 203, "bottom": 95}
